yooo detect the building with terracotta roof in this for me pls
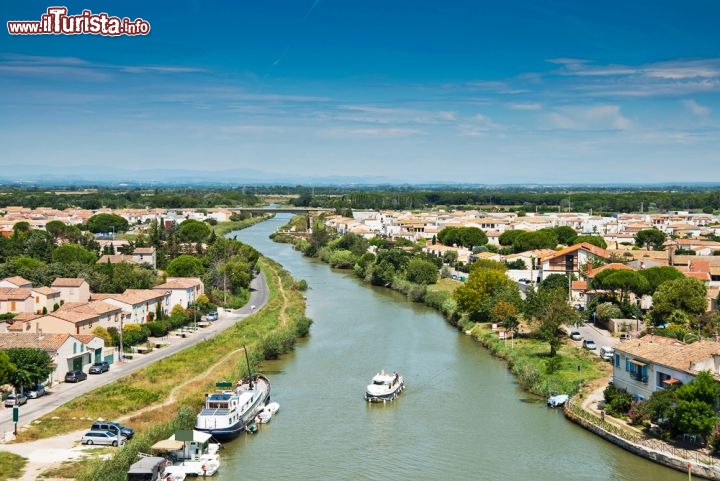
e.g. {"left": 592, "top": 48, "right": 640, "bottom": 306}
{"left": 538, "top": 242, "right": 611, "bottom": 282}
{"left": 613, "top": 336, "right": 720, "bottom": 401}
{"left": 94, "top": 289, "right": 170, "bottom": 324}
{"left": 31, "top": 287, "right": 62, "bottom": 314}
{"left": 133, "top": 247, "right": 157, "bottom": 268}
{"left": 153, "top": 277, "right": 204, "bottom": 309}
{"left": 0, "top": 332, "right": 106, "bottom": 385}
{"left": 0, "top": 288, "right": 34, "bottom": 314}
{"left": 57, "top": 300, "right": 123, "bottom": 331}
{"left": 0, "top": 276, "right": 33, "bottom": 289}
{"left": 50, "top": 278, "right": 91, "bottom": 304}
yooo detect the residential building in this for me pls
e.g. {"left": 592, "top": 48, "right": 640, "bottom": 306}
{"left": 94, "top": 289, "right": 170, "bottom": 324}
{"left": 153, "top": 277, "right": 204, "bottom": 309}
{"left": 133, "top": 247, "right": 157, "bottom": 269}
{"left": 0, "top": 288, "right": 34, "bottom": 314}
{"left": 31, "top": 287, "right": 62, "bottom": 314}
{"left": 0, "top": 276, "right": 33, "bottom": 289}
{"left": 538, "top": 242, "right": 611, "bottom": 282}
{"left": 51, "top": 278, "right": 91, "bottom": 304}
{"left": 0, "top": 332, "right": 106, "bottom": 384}
{"left": 612, "top": 336, "right": 720, "bottom": 401}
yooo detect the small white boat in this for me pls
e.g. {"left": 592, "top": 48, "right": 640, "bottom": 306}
{"left": 547, "top": 394, "right": 569, "bottom": 408}
{"left": 127, "top": 456, "right": 186, "bottom": 481}
{"left": 256, "top": 410, "right": 272, "bottom": 424}
{"left": 264, "top": 402, "right": 280, "bottom": 415}
{"left": 365, "top": 370, "right": 404, "bottom": 403}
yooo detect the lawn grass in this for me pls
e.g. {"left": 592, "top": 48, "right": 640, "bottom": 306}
{"left": 0, "top": 452, "right": 27, "bottom": 481}
{"left": 427, "top": 277, "right": 462, "bottom": 295}
{"left": 470, "top": 322, "right": 611, "bottom": 398}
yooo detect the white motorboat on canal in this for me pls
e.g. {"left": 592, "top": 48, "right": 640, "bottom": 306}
{"left": 151, "top": 430, "right": 221, "bottom": 477}
{"left": 547, "top": 394, "right": 569, "bottom": 408}
{"left": 365, "top": 370, "right": 404, "bottom": 402}
{"left": 195, "top": 374, "right": 271, "bottom": 441}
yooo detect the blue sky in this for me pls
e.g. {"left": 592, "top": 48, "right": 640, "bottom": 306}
{"left": 2, "top": 0, "right": 720, "bottom": 183}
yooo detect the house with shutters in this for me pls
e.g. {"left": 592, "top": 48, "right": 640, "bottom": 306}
{"left": 31, "top": 287, "right": 62, "bottom": 314}
{"left": 0, "top": 288, "right": 34, "bottom": 314}
{"left": 612, "top": 336, "right": 720, "bottom": 401}
{"left": 153, "top": 277, "right": 204, "bottom": 309}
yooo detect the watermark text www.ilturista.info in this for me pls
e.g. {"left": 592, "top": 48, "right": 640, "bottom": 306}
{"left": 7, "top": 7, "right": 151, "bottom": 36}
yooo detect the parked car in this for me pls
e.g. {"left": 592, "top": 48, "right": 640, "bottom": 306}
{"left": 64, "top": 370, "right": 88, "bottom": 383}
{"left": 26, "top": 384, "right": 47, "bottom": 399}
{"left": 570, "top": 331, "right": 582, "bottom": 341}
{"left": 600, "top": 346, "right": 614, "bottom": 361}
{"left": 81, "top": 430, "right": 126, "bottom": 446}
{"left": 619, "top": 333, "right": 631, "bottom": 342}
{"left": 91, "top": 421, "right": 134, "bottom": 439}
{"left": 206, "top": 311, "right": 218, "bottom": 321}
{"left": 582, "top": 339, "right": 597, "bottom": 350}
{"left": 89, "top": 361, "right": 110, "bottom": 374}
{"left": 4, "top": 393, "right": 28, "bottom": 407}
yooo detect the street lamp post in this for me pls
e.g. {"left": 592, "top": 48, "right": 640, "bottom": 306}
{"left": 118, "top": 315, "right": 124, "bottom": 363}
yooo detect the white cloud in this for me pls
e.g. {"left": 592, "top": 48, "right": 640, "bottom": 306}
{"left": 321, "top": 127, "right": 422, "bottom": 138}
{"left": 547, "top": 105, "right": 631, "bottom": 130}
{"left": 683, "top": 99, "right": 710, "bottom": 115}
{"left": 509, "top": 103, "right": 542, "bottom": 111}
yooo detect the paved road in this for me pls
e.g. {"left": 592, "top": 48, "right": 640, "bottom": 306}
{"left": 0, "top": 272, "right": 269, "bottom": 437}
{"left": 565, "top": 321, "right": 619, "bottom": 358}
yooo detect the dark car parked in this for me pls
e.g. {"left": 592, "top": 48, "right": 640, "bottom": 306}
{"left": 64, "top": 370, "right": 88, "bottom": 383}
{"left": 89, "top": 361, "right": 110, "bottom": 374}
{"left": 91, "top": 421, "right": 134, "bottom": 439}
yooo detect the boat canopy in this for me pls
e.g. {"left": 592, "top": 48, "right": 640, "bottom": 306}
{"left": 170, "top": 430, "right": 213, "bottom": 444}
{"left": 150, "top": 439, "right": 184, "bottom": 452}
{"left": 127, "top": 456, "right": 167, "bottom": 480}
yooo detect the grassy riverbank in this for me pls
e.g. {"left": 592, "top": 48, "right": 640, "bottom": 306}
{"left": 213, "top": 213, "right": 274, "bottom": 236}
{"left": 12, "top": 256, "right": 310, "bottom": 481}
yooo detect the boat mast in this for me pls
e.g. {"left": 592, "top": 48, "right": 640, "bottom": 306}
{"left": 243, "top": 345, "right": 254, "bottom": 389}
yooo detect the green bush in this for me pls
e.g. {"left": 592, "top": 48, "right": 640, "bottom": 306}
{"left": 294, "top": 316, "right": 313, "bottom": 337}
{"left": 145, "top": 321, "right": 170, "bottom": 337}
{"left": 604, "top": 384, "right": 632, "bottom": 415}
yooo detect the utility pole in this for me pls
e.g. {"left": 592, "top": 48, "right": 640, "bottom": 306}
{"left": 119, "top": 315, "right": 124, "bottom": 362}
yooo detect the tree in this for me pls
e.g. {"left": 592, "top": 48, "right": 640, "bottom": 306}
{"left": 0, "top": 351, "right": 16, "bottom": 385}
{"left": 639, "top": 266, "right": 684, "bottom": 295}
{"left": 329, "top": 250, "right": 357, "bottom": 269}
{"left": 593, "top": 269, "right": 649, "bottom": 301}
{"left": 635, "top": 229, "right": 666, "bottom": 250}
{"left": 512, "top": 230, "right": 558, "bottom": 252}
{"left": 651, "top": 277, "right": 707, "bottom": 325}
{"left": 553, "top": 226, "right": 577, "bottom": 245}
{"left": 405, "top": 258, "right": 438, "bottom": 285}
{"left": 370, "top": 260, "right": 396, "bottom": 286}
{"left": 454, "top": 267, "right": 519, "bottom": 321}
{"left": 438, "top": 227, "right": 487, "bottom": 248}
{"left": 45, "top": 220, "right": 67, "bottom": 239}
{"left": 573, "top": 235, "right": 607, "bottom": 249}
{"left": 525, "top": 287, "right": 579, "bottom": 356}
{"left": 52, "top": 243, "right": 97, "bottom": 264}
{"left": 499, "top": 230, "right": 526, "bottom": 246}
{"left": 166, "top": 255, "right": 205, "bottom": 277}
{"left": 178, "top": 219, "right": 211, "bottom": 244}
{"left": 87, "top": 213, "right": 129, "bottom": 234}
{"left": 6, "top": 348, "right": 54, "bottom": 389}
{"left": 540, "top": 274, "right": 569, "bottom": 294}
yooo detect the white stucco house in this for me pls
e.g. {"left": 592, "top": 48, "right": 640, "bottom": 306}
{"left": 153, "top": 277, "right": 204, "bottom": 309}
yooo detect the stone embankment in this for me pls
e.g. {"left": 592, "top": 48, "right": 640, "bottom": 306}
{"left": 564, "top": 393, "right": 720, "bottom": 480}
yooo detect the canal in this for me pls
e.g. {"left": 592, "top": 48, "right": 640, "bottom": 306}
{"left": 219, "top": 214, "right": 685, "bottom": 480}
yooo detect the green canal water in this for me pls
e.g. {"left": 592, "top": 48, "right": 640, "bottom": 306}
{"left": 218, "top": 214, "right": 685, "bottom": 480}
